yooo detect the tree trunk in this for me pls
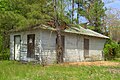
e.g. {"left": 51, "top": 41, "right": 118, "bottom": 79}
{"left": 77, "top": 0, "right": 80, "bottom": 24}
{"left": 53, "top": 0, "right": 63, "bottom": 63}
{"left": 72, "top": 0, "right": 74, "bottom": 24}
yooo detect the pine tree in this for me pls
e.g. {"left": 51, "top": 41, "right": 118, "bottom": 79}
{"left": 0, "top": 0, "right": 54, "bottom": 55}
{"left": 77, "top": 0, "right": 106, "bottom": 33}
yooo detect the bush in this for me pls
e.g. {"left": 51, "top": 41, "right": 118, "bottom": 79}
{"left": 0, "top": 49, "right": 10, "bottom": 60}
{"left": 103, "top": 39, "right": 120, "bottom": 60}
{"left": 0, "top": 35, "right": 3, "bottom": 52}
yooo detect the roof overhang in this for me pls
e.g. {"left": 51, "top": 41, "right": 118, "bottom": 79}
{"left": 9, "top": 24, "right": 109, "bottom": 39}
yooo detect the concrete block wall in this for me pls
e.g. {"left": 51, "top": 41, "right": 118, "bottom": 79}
{"left": 10, "top": 30, "right": 57, "bottom": 64}
{"left": 64, "top": 33, "right": 106, "bottom": 62}
{"left": 64, "top": 33, "right": 84, "bottom": 62}
{"left": 82, "top": 36, "right": 106, "bottom": 61}
{"left": 10, "top": 29, "right": 106, "bottom": 63}
{"left": 10, "top": 35, "right": 14, "bottom": 60}
{"left": 40, "top": 30, "right": 56, "bottom": 64}
{"left": 89, "top": 37, "right": 106, "bottom": 60}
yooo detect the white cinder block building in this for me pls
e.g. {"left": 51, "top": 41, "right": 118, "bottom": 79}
{"left": 10, "top": 25, "right": 109, "bottom": 64}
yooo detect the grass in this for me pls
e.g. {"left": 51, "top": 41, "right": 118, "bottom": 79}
{"left": 0, "top": 61, "right": 120, "bottom": 80}
{"left": 110, "top": 58, "right": 120, "bottom": 62}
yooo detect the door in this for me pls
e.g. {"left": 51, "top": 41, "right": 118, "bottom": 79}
{"left": 27, "top": 34, "right": 35, "bottom": 58}
{"left": 56, "top": 35, "right": 65, "bottom": 63}
{"left": 14, "top": 35, "right": 21, "bottom": 60}
{"left": 84, "top": 38, "right": 89, "bottom": 58}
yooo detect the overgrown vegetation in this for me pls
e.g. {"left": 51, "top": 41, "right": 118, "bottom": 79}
{"left": 0, "top": 61, "right": 120, "bottom": 80}
{"left": 0, "top": 49, "right": 10, "bottom": 60}
{"left": 104, "top": 39, "right": 120, "bottom": 60}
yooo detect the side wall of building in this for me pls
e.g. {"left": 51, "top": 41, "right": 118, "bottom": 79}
{"left": 63, "top": 33, "right": 106, "bottom": 62}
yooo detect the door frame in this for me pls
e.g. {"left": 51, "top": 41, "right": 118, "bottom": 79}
{"left": 14, "top": 35, "right": 21, "bottom": 60}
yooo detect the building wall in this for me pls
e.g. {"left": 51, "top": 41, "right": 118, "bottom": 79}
{"left": 89, "top": 37, "right": 106, "bottom": 61}
{"left": 63, "top": 33, "right": 106, "bottom": 62}
{"left": 10, "top": 29, "right": 57, "bottom": 64}
{"left": 64, "top": 33, "right": 84, "bottom": 62}
{"left": 10, "top": 29, "right": 106, "bottom": 64}
{"left": 10, "top": 34, "right": 14, "bottom": 60}
{"left": 40, "top": 30, "right": 56, "bottom": 64}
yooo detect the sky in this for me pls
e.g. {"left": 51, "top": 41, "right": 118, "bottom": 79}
{"left": 104, "top": 0, "right": 120, "bottom": 9}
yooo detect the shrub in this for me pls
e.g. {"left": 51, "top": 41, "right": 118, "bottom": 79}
{"left": 103, "top": 39, "right": 120, "bottom": 60}
{"left": 0, "top": 35, "right": 3, "bottom": 52}
{"left": 0, "top": 49, "right": 10, "bottom": 60}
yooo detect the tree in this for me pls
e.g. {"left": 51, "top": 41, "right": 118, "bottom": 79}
{"left": 53, "top": 0, "right": 62, "bottom": 63}
{"left": 0, "top": 0, "right": 54, "bottom": 54}
{"left": 105, "top": 8, "right": 120, "bottom": 42}
{"left": 76, "top": 0, "right": 80, "bottom": 24}
{"left": 53, "top": 0, "right": 70, "bottom": 63}
{"left": 77, "top": 0, "right": 106, "bottom": 33}
{"left": 72, "top": 0, "right": 74, "bottom": 24}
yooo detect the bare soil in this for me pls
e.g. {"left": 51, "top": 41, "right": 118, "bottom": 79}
{"left": 62, "top": 61, "right": 120, "bottom": 66}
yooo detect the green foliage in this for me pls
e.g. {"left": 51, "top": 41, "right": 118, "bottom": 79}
{"left": 0, "top": 35, "right": 3, "bottom": 52}
{"left": 0, "top": 0, "right": 71, "bottom": 30}
{"left": 0, "top": 0, "right": 55, "bottom": 57}
{"left": 103, "top": 39, "right": 120, "bottom": 60}
{"left": 87, "top": 26, "right": 95, "bottom": 30}
{"left": 0, "top": 0, "right": 54, "bottom": 30}
{"left": 0, "top": 49, "right": 10, "bottom": 60}
{"left": 74, "top": 0, "right": 106, "bottom": 32}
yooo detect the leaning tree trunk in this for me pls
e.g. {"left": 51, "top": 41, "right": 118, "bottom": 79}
{"left": 53, "top": 0, "right": 63, "bottom": 63}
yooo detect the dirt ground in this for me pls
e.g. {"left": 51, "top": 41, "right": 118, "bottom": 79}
{"left": 62, "top": 61, "right": 120, "bottom": 66}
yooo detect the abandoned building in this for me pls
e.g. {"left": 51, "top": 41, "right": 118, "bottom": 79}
{"left": 10, "top": 24, "right": 109, "bottom": 64}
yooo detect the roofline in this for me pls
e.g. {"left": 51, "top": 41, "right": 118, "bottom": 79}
{"left": 63, "top": 30, "right": 109, "bottom": 39}
{"left": 9, "top": 24, "right": 109, "bottom": 39}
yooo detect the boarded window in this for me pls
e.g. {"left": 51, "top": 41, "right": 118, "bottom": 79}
{"left": 84, "top": 38, "right": 89, "bottom": 58}
{"left": 27, "top": 34, "right": 35, "bottom": 58}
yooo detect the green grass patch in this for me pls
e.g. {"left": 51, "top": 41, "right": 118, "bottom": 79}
{"left": 110, "top": 58, "right": 120, "bottom": 62}
{"left": 0, "top": 61, "right": 120, "bottom": 80}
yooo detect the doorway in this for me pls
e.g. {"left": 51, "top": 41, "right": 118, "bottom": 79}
{"left": 27, "top": 34, "right": 35, "bottom": 58}
{"left": 84, "top": 38, "right": 89, "bottom": 58}
{"left": 14, "top": 35, "right": 21, "bottom": 60}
